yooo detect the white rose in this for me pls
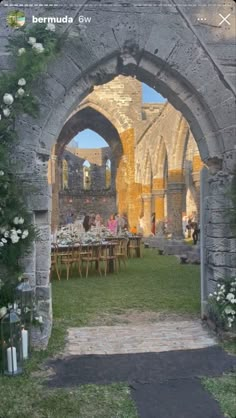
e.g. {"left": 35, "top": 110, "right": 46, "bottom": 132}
{"left": 226, "top": 293, "right": 234, "bottom": 302}
{"left": 28, "top": 37, "right": 37, "bottom": 45}
{"left": 4, "top": 231, "right": 9, "bottom": 238}
{"left": 16, "top": 229, "right": 22, "bottom": 235}
{"left": 1, "top": 238, "right": 7, "bottom": 244}
{"left": 32, "top": 43, "right": 44, "bottom": 54}
{"left": 17, "top": 88, "right": 25, "bottom": 97}
{"left": 0, "top": 242, "right": 4, "bottom": 247}
{"left": 3, "top": 93, "right": 14, "bottom": 105}
{"left": 0, "top": 170, "right": 4, "bottom": 176}
{"left": 3, "top": 108, "right": 11, "bottom": 117}
{"left": 18, "top": 217, "right": 24, "bottom": 225}
{"left": 225, "top": 306, "right": 235, "bottom": 315}
{"left": 18, "top": 48, "right": 26, "bottom": 56}
{"left": 13, "top": 217, "right": 19, "bottom": 225}
{"left": 0, "top": 307, "right": 7, "bottom": 318}
{"left": 18, "top": 78, "right": 26, "bottom": 86}
{"left": 11, "top": 235, "right": 20, "bottom": 244}
{"left": 22, "top": 230, "right": 29, "bottom": 239}
{"left": 46, "top": 23, "right": 56, "bottom": 31}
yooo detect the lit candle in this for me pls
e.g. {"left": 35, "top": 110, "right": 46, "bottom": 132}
{"left": 7, "top": 346, "right": 17, "bottom": 373}
{"left": 21, "top": 328, "right": 28, "bottom": 359}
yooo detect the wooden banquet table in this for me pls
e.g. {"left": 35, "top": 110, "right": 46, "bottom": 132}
{"left": 52, "top": 241, "right": 118, "bottom": 274}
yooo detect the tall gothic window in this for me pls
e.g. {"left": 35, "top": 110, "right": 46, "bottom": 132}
{"left": 62, "top": 159, "right": 68, "bottom": 190}
{"left": 83, "top": 160, "right": 91, "bottom": 190}
{"left": 105, "top": 159, "right": 111, "bottom": 189}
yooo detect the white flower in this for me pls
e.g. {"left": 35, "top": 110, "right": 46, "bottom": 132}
{"left": 11, "top": 235, "right": 20, "bottom": 244}
{"left": 17, "top": 88, "right": 25, "bottom": 97}
{"left": 0, "top": 307, "right": 7, "bottom": 318}
{"left": 4, "top": 231, "right": 9, "bottom": 238}
{"left": 18, "top": 217, "right": 24, "bottom": 225}
{"left": 46, "top": 22, "right": 56, "bottom": 31}
{"left": 28, "top": 37, "right": 37, "bottom": 45}
{"left": 3, "top": 93, "right": 14, "bottom": 105}
{"left": 13, "top": 217, "right": 19, "bottom": 225}
{"left": 225, "top": 306, "right": 235, "bottom": 315}
{"left": 226, "top": 293, "right": 235, "bottom": 302}
{"left": 32, "top": 43, "right": 44, "bottom": 54}
{"left": 216, "top": 296, "right": 220, "bottom": 301}
{"left": 18, "top": 78, "right": 26, "bottom": 86}
{"left": 209, "top": 293, "right": 213, "bottom": 298}
{"left": 1, "top": 238, "right": 7, "bottom": 244}
{"left": 18, "top": 48, "right": 26, "bottom": 56}
{"left": 22, "top": 230, "right": 29, "bottom": 239}
{"left": 0, "top": 242, "right": 4, "bottom": 247}
{"left": 38, "top": 316, "right": 43, "bottom": 324}
{"left": 0, "top": 170, "right": 4, "bottom": 176}
{"left": 3, "top": 108, "right": 11, "bottom": 117}
{"left": 16, "top": 229, "right": 22, "bottom": 235}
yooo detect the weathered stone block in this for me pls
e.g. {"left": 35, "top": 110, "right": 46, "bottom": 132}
{"left": 36, "top": 286, "right": 51, "bottom": 301}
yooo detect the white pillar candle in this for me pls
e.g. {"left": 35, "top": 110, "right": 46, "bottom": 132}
{"left": 7, "top": 346, "right": 17, "bottom": 373}
{"left": 21, "top": 328, "right": 28, "bottom": 359}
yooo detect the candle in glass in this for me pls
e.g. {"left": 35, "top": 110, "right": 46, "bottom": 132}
{"left": 21, "top": 328, "right": 28, "bottom": 360}
{"left": 7, "top": 346, "right": 17, "bottom": 373}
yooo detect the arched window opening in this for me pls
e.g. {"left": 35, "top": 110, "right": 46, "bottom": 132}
{"left": 83, "top": 160, "right": 91, "bottom": 190}
{"left": 105, "top": 159, "right": 111, "bottom": 189}
{"left": 62, "top": 159, "right": 68, "bottom": 190}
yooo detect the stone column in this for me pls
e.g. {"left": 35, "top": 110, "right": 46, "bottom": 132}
{"left": 142, "top": 193, "right": 152, "bottom": 236}
{"left": 50, "top": 155, "right": 60, "bottom": 232}
{"left": 152, "top": 178, "right": 166, "bottom": 222}
{"left": 167, "top": 170, "right": 185, "bottom": 239}
{"left": 205, "top": 157, "right": 236, "bottom": 294}
{"left": 192, "top": 155, "right": 204, "bottom": 222}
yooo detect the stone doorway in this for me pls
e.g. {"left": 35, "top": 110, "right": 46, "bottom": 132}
{"left": 10, "top": 4, "right": 235, "bottom": 346}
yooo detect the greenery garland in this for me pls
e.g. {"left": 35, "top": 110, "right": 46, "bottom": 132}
{"left": 0, "top": 22, "right": 64, "bottom": 308}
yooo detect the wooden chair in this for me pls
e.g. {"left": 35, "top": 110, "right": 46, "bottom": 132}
{"left": 115, "top": 238, "right": 128, "bottom": 269}
{"left": 50, "top": 243, "right": 61, "bottom": 280}
{"left": 59, "top": 245, "right": 82, "bottom": 280}
{"left": 81, "top": 245, "right": 102, "bottom": 278}
{"left": 100, "top": 243, "right": 118, "bottom": 276}
{"left": 128, "top": 236, "right": 142, "bottom": 258}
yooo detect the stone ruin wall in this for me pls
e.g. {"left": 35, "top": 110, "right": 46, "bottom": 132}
{"left": 50, "top": 75, "right": 202, "bottom": 234}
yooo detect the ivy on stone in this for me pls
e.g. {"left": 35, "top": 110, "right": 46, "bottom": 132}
{"left": 0, "top": 23, "right": 64, "bottom": 307}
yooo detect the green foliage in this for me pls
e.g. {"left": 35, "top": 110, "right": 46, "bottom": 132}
{"left": 0, "top": 23, "right": 64, "bottom": 307}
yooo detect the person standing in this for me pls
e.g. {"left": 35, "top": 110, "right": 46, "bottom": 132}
{"left": 107, "top": 214, "right": 118, "bottom": 235}
{"left": 83, "top": 215, "right": 90, "bottom": 232}
{"left": 151, "top": 212, "right": 156, "bottom": 235}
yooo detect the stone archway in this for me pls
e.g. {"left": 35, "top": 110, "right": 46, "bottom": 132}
{"left": 10, "top": 3, "right": 235, "bottom": 346}
{"left": 48, "top": 105, "right": 124, "bottom": 231}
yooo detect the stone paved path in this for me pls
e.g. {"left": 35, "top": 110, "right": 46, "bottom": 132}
{"left": 66, "top": 319, "right": 217, "bottom": 356}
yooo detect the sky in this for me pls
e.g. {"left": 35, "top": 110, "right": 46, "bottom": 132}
{"left": 71, "top": 83, "right": 166, "bottom": 149}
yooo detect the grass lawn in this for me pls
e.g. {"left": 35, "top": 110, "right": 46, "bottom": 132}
{"left": 203, "top": 340, "right": 236, "bottom": 418}
{"left": 52, "top": 249, "right": 201, "bottom": 330}
{"left": 2, "top": 249, "right": 234, "bottom": 417}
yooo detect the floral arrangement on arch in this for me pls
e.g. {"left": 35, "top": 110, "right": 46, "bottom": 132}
{"left": 0, "top": 22, "right": 65, "bottom": 308}
{"left": 208, "top": 278, "right": 236, "bottom": 330}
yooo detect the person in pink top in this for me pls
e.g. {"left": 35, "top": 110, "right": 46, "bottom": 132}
{"left": 107, "top": 214, "right": 118, "bottom": 235}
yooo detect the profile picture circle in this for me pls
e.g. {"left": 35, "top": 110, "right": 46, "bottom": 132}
{"left": 7, "top": 10, "right": 25, "bottom": 28}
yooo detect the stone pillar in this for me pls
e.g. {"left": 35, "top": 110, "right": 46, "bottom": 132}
{"left": 167, "top": 169, "right": 185, "bottom": 239}
{"left": 152, "top": 178, "right": 166, "bottom": 222}
{"left": 142, "top": 193, "right": 152, "bottom": 236}
{"left": 192, "top": 155, "right": 204, "bottom": 222}
{"left": 205, "top": 157, "right": 236, "bottom": 293}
